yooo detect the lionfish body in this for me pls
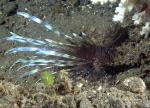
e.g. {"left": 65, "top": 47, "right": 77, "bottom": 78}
{"left": 2, "top": 12, "right": 119, "bottom": 78}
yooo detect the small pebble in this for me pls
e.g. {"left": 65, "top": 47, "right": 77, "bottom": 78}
{"left": 97, "top": 85, "right": 102, "bottom": 91}
{"left": 76, "top": 82, "right": 84, "bottom": 88}
{"left": 122, "top": 77, "right": 146, "bottom": 93}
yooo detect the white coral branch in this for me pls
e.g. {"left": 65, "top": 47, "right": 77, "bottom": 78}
{"left": 91, "top": 0, "right": 150, "bottom": 37}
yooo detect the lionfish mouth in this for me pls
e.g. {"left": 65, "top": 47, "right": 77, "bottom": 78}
{"left": 1, "top": 12, "right": 117, "bottom": 78}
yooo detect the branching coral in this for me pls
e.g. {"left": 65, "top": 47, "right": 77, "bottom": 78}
{"left": 91, "top": 0, "right": 150, "bottom": 38}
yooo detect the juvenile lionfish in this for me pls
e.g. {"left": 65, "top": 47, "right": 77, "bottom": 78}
{"left": 1, "top": 12, "right": 127, "bottom": 78}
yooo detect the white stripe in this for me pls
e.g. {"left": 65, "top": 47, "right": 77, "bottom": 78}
{"left": 17, "top": 12, "right": 70, "bottom": 38}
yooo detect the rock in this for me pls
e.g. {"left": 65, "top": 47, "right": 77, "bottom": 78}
{"left": 122, "top": 77, "right": 146, "bottom": 93}
{"left": 0, "top": 26, "right": 9, "bottom": 37}
{"left": 0, "top": 98, "right": 9, "bottom": 107}
{"left": 35, "top": 83, "right": 47, "bottom": 92}
{"left": 54, "top": 98, "right": 68, "bottom": 108}
{"left": 104, "top": 98, "right": 125, "bottom": 108}
{"left": 35, "top": 83, "right": 56, "bottom": 96}
{"left": 0, "top": 16, "right": 5, "bottom": 25}
{"left": 79, "top": 98, "right": 93, "bottom": 108}
{"left": 62, "top": 96, "right": 77, "bottom": 108}
{"left": 137, "top": 100, "right": 150, "bottom": 108}
{"left": 55, "top": 70, "right": 73, "bottom": 95}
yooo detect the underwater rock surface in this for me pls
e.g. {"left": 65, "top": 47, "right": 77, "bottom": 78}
{"left": 0, "top": 0, "right": 149, "bottom": 107}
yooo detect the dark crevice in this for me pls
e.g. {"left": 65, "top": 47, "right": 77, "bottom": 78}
{"left": 103, "top": 62, "right": 141, "bottom": 76}
{"left": 7, "top": 4, "right": 18, "bottom": 16}
{"left": 9, "top": 0, "right": 16, "bottom": 2}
